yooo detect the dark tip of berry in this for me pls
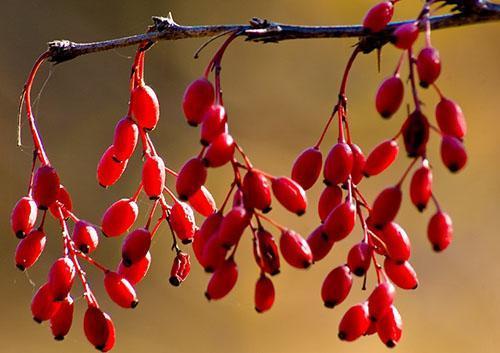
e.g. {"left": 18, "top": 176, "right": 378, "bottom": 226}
{"left": 353, "top": 268, "right": 366, "bottom": 277}
{"left": 323, "top": 179, "right": 331, "bottom": 186}
{"left": 362, "top": 172, "right": 370, "bottom": 178}
{"left": 33, "top": 317, "right": 42, "bottom": 324}
{"left": 270, "top": 269, "right": 280, "bottom": 276}
{"left": 419, "top": 81, "right": 430, "bottom": 88}
{"left": 386, "top": 340, "right": 396, "bottom": 348}
{"left": 448, "top": 164, "right": 459, "bottom": 173}
{"left": 79, "top": 244, "right": 90, "bottom": 254}
{"left": 338, "top": 331, "right": 347, "bottom": 341}
{"left": 149, "top": 196, "right": 160, "bottom": 201}
{"left": 370, "top": 316, "right": 377, "bottom": 322}
{"left": 204, "top": 266, "right": 214, "bottom": 273}
{"left": 123, "top": 258, "right": 132, "bottom": 267}
{"left": 381, "top": 111, "right": 392, "bottom": 119}
{"left": 202, "top": 158, "right": 210, "bottom": 167}
{"left": 38, "top": 205, "right": 48, "bottom": 211}
{"left": 204, "top": 292, "right": 211, "bottom": 301}
{"left": 417, "top": 204, "right": 426, "bottom": 212}
{"left": 131, "top": 300, "right": 139, "bottom": 308}
{"left": 181, "top": 238, "right": 193, "bottom": 245}
{"left": 374, "top": 223, "right": 384, "bottom": 230}
{"left": 54, "top": 335, "right": 64, "bottom": 341}
{"left": 112, "top": 156, "right": 123, "bottom": 163}
{"left": 188, "top": 121, "right": 199, "bottom": 127}
{"left": 95, "top": 344, "right": 105, "bottom": 351}
{"left": 324, "top": 300, "right": 337, "bottom": 309}
{"left": 296, "top": 210, "right": 305, "bottom": 216}
{"left": 99, "top": 183, "right": 108, "bottom": 189}
{"left": 432, "top": 244, "right": 443, "bottom": 252}
{"left": 303, "top": 261, "right": 312, "bottom": 269}
{"left": 255, "top": 307, "right": 263, "bottom": 313}
{"left": 169, "top": 276, "right": 181, "bottom": 287}
{"left": 321, "top": 232, "right": 330, "bottom": 241}
{"left": 16, "top": 264, "right": 25, "bottom": 271}
{"left": 200, "top": 139, "right": 209, "bottom": 147}
{"left": 412, "top": 282, "right": 419, "bottom": 290}
{"left": 15, "top": 230, "right": 26, "bottom": 239}
{"left": 178, "top": 194, "right": 189, "bottom": 202}
{"left": 262, "top": 206, "right": 272, "bottom": 214}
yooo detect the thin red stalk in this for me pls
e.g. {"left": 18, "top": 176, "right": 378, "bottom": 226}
{"left": 396, "top": 157, "right": 419, "bottom": 187}
{"left": 255, "top": 212, "right": 286, "bottom": 232}
{"left": 145, "top": 199, "right": 159, "bottom": 229}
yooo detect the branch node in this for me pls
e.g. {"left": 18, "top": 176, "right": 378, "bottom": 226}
{"left": 47, "top": 40, "right": 78, "bottom": 64}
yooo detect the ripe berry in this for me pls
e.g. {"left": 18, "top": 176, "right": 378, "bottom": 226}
{"left": 10, "top": 196, "right": 37, "bottom": 238}
{"left": 193, "top": 212, "right": 223, "bottom": 266}
{"left": 242, "top": 170, "right": 272, "bottom": 212}
{"left": 170, "top": 201, "right": 196, "bottom": 244}
{"left": 104, "top": 271, "right": 138, "bottom": 308}
{"left": 203, "top": 133, "right": 235, "bottom": 167}
{"left": 349, "top": 143, "right": 366, "bottom": 185}
{"left": 338, "top": 302, "right": 371, "bottom": 341}
{"left": 130, "top": 84, "right": 160, "bottom": 130}
{"left": 271, "top": 176, "right": 307, "bottom": 216}
{"left": 323, "top": 142, "right": 353, "bottom": 185}
{"left": 402, "top": 110, "right": 430, "bottom": 157}
{"left": 31, "top": 282, "right": 59, "bottom": 323}
{"left": 291, "top": 147, "right": 323, "bottom": 190}
{"left": 121, "top": 228, "right": 152, "bottom": 266}
{"left": 50, "top": 296, "right": 74, "bottom": 340}
{"left": 188, "top": 186, "right": 217, "bottom": 217}
{"left": 435, "top": 97, "right": 466, "bottom": 139}
{"left": 363, "top": 1, "right": 394, "bottom": 32}
{"left": 381, "top": 222, "right": 411, "bottom": 262}
{"left": 370, "top": 186, "right": 402, "bottom": 229}
{"left": 392, "top": 22, "right": 419, "bottom": 49}
{"left": 255, "top": 274, "right": 275, "bottom": 313}
{"left": 347, "top": 242, "right": 372, "bottom": 277}
{"left": 363, "top": 139, "right": 399, "bottom": 177}
{"left": 200, "top": 104, "right": 227, "bottom": 145}
{"left": 323, "top": 201, "right": 356, "bottom": 241}
{"left": 169, "top": 252, "right": 191, "bottom": 286}
{"left": 440, "top": 135, "right": 467, "bottom": 172}
{"left": 101, "top": 198, "right": 138, "bottom": 237}
{"left": 97, "top": 146, "right": 128, "bottom": 188}
{"left": 201, "top": 234, "right": 228, "bottom": 272}
{"left": 15, "top": 229, "right": 46, "bottom": 271}
{"left": 321, "top": 265, "right": 352, "bottom": 308}
{"left": 375, "top": 76, "right": 404, "bottom": 118}
{"left": 49, "top": 186, "right": 73, "bottom": 220}
{"left": 112, "top": 117, "right": 138, "bottom": 162}
{"left": 117, "top": 251, "right": 151, "bottom": 285}
{"left": 182, "top": 77, "right": 215, "bottom": 126}
{"left": 256, "top": 228, "right": 281, "bottom": 275}
{"left": 384, "top": 258, "right": 418, "bottom": 290}
{"left": 142, "top": 155, "right": 166, "bottom": 199}
{"left": 368, "top": 282, "right": 396, "bottom": 321}
{"left": 32, "top": 165, "right": 60, "bottom": 210}
{"left": 48, "top": 257, "right": 76, "bottom": 301}
{"left": 417, "top": 46, "right": 441, "bottom": 87}
{"left": 410, "top": 162, "right": 433, "bottom": 211}
{"left": 72, "top": 220, "right": 99, "bottom": 254}
{"left": 307, "top": 225, "right": 335, "bottom": 262}
{"left": 427, "top": 211, "right": 453, "bottom": 251}
{"left": 376, "top": 305, "right": 403, "bottom": 347}
{"left": 279, "top": 229, "right": 313, "bottom": 269}
{"left": 83, "top": 306, "right": 115, "bottom": 352}
{"left": 218, "top": 206, "right": 251, "bottom": 248}
{"left": 318, "top": 185, "right": 342, "bottom": 222}
{"left": 205, "top": 257, "right": 238, "bottom": 300}
{"left": 176, "top": 157, "right": 207, "bottom": 200}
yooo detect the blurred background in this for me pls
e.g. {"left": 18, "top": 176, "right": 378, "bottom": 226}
{"left": 1, "top": 0, "right": 499, "bottom": 352}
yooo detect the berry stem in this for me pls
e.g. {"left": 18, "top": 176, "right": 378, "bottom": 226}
{"left": 407, "top": 48, "right": 421, "bottom": 111}
{"left": 396, "top": 157, "right": 419, "bottom": 187}
{"left": 255, "top": 212, "right": 286, "bottom": 232}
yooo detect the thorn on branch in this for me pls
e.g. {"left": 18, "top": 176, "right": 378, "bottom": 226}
{"left": 245, "top": 18, "right": 283, "bottom": 43}
{"left": 47, "top": 40, "right": 78, "bottom": 64}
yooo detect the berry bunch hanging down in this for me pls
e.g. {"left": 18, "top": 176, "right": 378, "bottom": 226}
{"left": 289, "top": 0, "right": 465, "bottom": 347}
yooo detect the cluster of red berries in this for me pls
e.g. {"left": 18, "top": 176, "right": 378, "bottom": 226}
{"left": 12, "top": 0, "right": 468, "bottom": 350}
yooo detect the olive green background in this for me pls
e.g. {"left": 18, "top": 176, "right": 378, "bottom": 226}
{"left": 1, "top": 1, "right": 499, "bottom": 352}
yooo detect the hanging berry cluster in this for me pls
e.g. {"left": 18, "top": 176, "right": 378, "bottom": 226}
{"left": 11, "top": 0, "right": 470, "bottom": 350}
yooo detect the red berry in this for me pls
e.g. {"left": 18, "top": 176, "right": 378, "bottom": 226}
{"left": 169, "top": 252, "right": 191, "bottom": 286}
{"left": 255, "top": 228, "right": 281, "bottom": 275}
{"left": 205, "top": 257, "right": 238, "bottom": 300}
{"left": 117, "top": 251, "right": 151, "bottom": 285}
{"left": 363, "top": 1, "right": 394, "bottom": 32}
{"left": 392, "top": 22, "right": 419, "bottom": 49}
{"left": 368, "top": 282, "right": 395, "bottom": 321}
{"left": 112, "top": 117, "right": 138, "bottom": 162}
{"left": 436, "top": 97, "right": 467, "bottom": 139}
{"left": 323, "top": 142, "right": 353, "bottom": 185}
{"left": 427, "top": 211, "right": 453, "bottom": 251}
{"left": 307, "top": 225, "right": 335, "bottom": 262}
{"left": 83, "top": 306, "right": 115, "bottom": 352}
{"left": 381, "top": 222, "right": 411, "bottom": 262}
{"left": 130, "top": 84, "right": 159, "bottom": 130}
{"left": 142, "top": 155, "right": 166, "bottom": 199}
{"left": 417, "top": 46, "right": 441, "bottom": 87}
{"left": 50, "top": 296, "right": 74, "bottom": 340}
{"left": 32, "top": 165, "right": 60, "bottom": 210}
{"left": 104, "top": 271, "right": 138, "bottom": 308}
{"left": 48, "top": 257, "right": 76, "bottom": 301}
{"left": 188, "top": 186, "right": 216, "bottom": 216}
{"left": 15, "top": 229, "right": 46, "bottom": 271}
{"left": 72, "top": 220, "right": 99, "bottom": 254}
{"left": 218, "top": 206, "right": 251, "bottom": 248}
{"left": 200, "top": 104, "right": 227, "bottom": 145}
{"left": 323, "top": 201, "right": 356, "bottom": 241}
{"left": 363, "top": 139, "right": 399, "bottom": 177}
{"left": 410, "top": 162, "right": 433, "bottom": 211}
{"left": 121, "top": 228, "right": 151, "bottom": 266}
{"left": 255, "top": 274, "right": 275, "bottom": 313}
{"left": 279, "top": 229, "right": 313, "bottom": 269}
{"left": 232, "top": 189, "right": 244, "bottom": 208}
{"left": 376, "top": 305, "right": 403, "bottom": 347}
{"left": 193, "top": 213, "right": 223, "bottom": 267}
{"left": 402, "top": 110, "right": 430, "bottom": 157}
{"left": 349, "top": 143, "right": 366, "bottom": 185}
{"left": 338, "top": 302, "right": 371, "bottom": 341}
{"left": 49, "top": 184, "right": 73, "bottom": 219}
{"left": 170, "top": 201, "right": 196, "bottom": 244}
{"left": 375, "top": 75, "right": 404, "bottom": 118}
{"left": 271, "top": 176, "right": 307, "bottom": 216}
{"left": 97, "top": 145, "right": 128, "bottom": 188}
{"left": 10, "top": 196, "right": 37, "bottom": 238}
{"left": 176, "top": 157, "right": 207, "bottom": 200}
{"left": 31, "top": 283, "right": 59, "bottom": 323}
{"left": 242, "top": 170, "right": 272, "bottom": 212}
{"left": 370, "top": 186, "right": 402, "bottom": 229}
{"left": 203, "top": 133, "right": 235, "bottom": 167}
{"left": 182, "top": 77, "right": 215, "bottom": 126}
{"left": 321, "top": 265, "right": 352, "bottom": 308}
{"left": 347, "top": 242, "right": 372, "bottom": 277}
{"left": 318, "top": 185, "right": 343, "bottom": 222}
{"left": 440, "top": 135, "right": 467, "bottom": 172}
{"left": 291, "top": 147, "right": 323, "bottom": 190}
{"left": 101, "top": 198, "right": 138, "bottom": 237}
{"left": 202, "top": 234, "right": 228, "bottom": 272}
{"left": 384, "top": 258, "right": 418, "bottom": 290}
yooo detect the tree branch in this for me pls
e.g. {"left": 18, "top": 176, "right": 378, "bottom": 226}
{"left": 46, "top": 1, "right": 500, "bottom": 64}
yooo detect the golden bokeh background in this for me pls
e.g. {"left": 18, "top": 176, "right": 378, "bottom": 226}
{"left": 1, "top": 1, "right": 499, "bottom": 352}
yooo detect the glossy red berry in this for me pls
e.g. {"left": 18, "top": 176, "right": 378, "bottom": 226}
{"left": 363, "top": 139, "right": 399, "bottom": 177}
{"left": 193, "top": 212, "right": 223, "bottom": 266}
{"left": 200, "top": 104, "right": 227, "bottom": 145}
{"left": 417, "top": 47, "right": 441, "bottom": 87}
{"left": 50, "top": 296, "right": 74, "bottom": 340}
{"left": 242, "top": 170, "right": 272, "bottom": 212}
{"left": 402, "top": 110, "right": 430, "bottom": 157}
{"left": 31, "top": 282, "right": 59, "bottom": 323}
{"left": 323, "top": 201, "right": 356, "bottom": 241}
{"left": 15, "top": 228, "right": 46, "bottom": 271}
{"left": 256, "top": 228, "right": 281, "bottom": 275}
{"left": 370, "top": 186, "right": 402, "bottom": 229}
{"left": 255, "top": 274, "right": 275, "bottom": 313}
{"left": 377, "top": 305, "right": 403, "bottom": 347}
{"left": 170, "top": 201, "right": 196, "bottom": 244}
{"left": 381, "top": 222, "right": 411, "bottom": 262}
{"left": 323, "top": 142, "right": 353, "bottom": 185}
{"left": 121, "top": 228, "right": 152, "bottom": 266}
{"left": 112, "top": 117, "right": 138, "bottom": 162}
{"left": 347, "top": 242, "right": 372, "bottom": 277}
{"left": 279, "top": 229, "right": 313, "bottom": 269}
{"left": 182, "top": 77, "right": 215, "bottom": 126}
{"left": 176, "top": 157, "right": 207, "bottom": 200}
{"left": 83, "top": 306, "right": 115, "bottom": 352}
{"left": 188, "top": 186, "right": 216, "bottom": 217}
{"left": 72, "top": 220, "right": 99, "bottom": 254}
{"left": 142, "top": 155, "right": 166, "bottom": 200}
{"left": 338, "top": 302, "right": 371, "bottom": 341}
{"left": 363, "top": 1, "right": 394, "bottom": 32}
{"left": 410, "top": 162, "right": 433, "bottom": 211}
{"left": 32, "top": 165, "right": 60, "bottom": 210}
{"left": 427, "top": 211, "right": 453, "bottom": 251}
{"left": 169, "top": 252, "right": 191, "bottom": 286}
{"left": 440, "top": 135, "right": 467, "bottom": 172}
{"left": 130, "top": 84, "right": 159, "bottom": 130}
{"left": 201, "top": 234, "right": 228, "bottom": 272}
{"left": 291, "top": 147, "right": 323, "bottom": 190}
{"left": 349, "top": 143, "right": 365, "bottom": 185}
{"left": 205, "top": 257, "right": 238, "bottom": 300}
{"left": 321, "top": 265, "right": 353, "bottom": 308}
{"left": 101, "top": 198, "right": 138, "bottom": 237}
{"left": 203, "top": 133, "right": 235, "bottom": 167}
{"left": 48, "top": 257, "right": 76, "bottom": 301}
{"left": 318, "top": 185, "right": 343, "bottom": 222}
{"left": 117, "top": 251, "right": 151, "bottom": 285}
{"left": 368, "top": 282, "right": 396, "bottom": 321}
{"left": 375, "top": 75, "right": 404, "bottom": 118}
{"left": 384, "top": 258, "right": 418, "bottom": 290}
{"left": 104, "top": 271, "right": 138, "bottom": 308}
{"left": 97, "top": 145, "right": 128, "bottom": 188}
{"left": 435, "top": 97, "right": 466, "bottom": 138}
{"left": 392, "top": 22, "right": 419, "bottom": 49}
{"left": 271, "top": 177, "right": 307, "bottom": 216}
{"left": 10, "top": 196, "right": 37, "bottom": 238}
{"left": 307, "top": 225, "right": 335, "bottom": 262}
{"left": 49, "top": 184, "right": 73, "bottom": 220}
{"left": 218, "top": 206, "right": 251, "bottom": 248}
